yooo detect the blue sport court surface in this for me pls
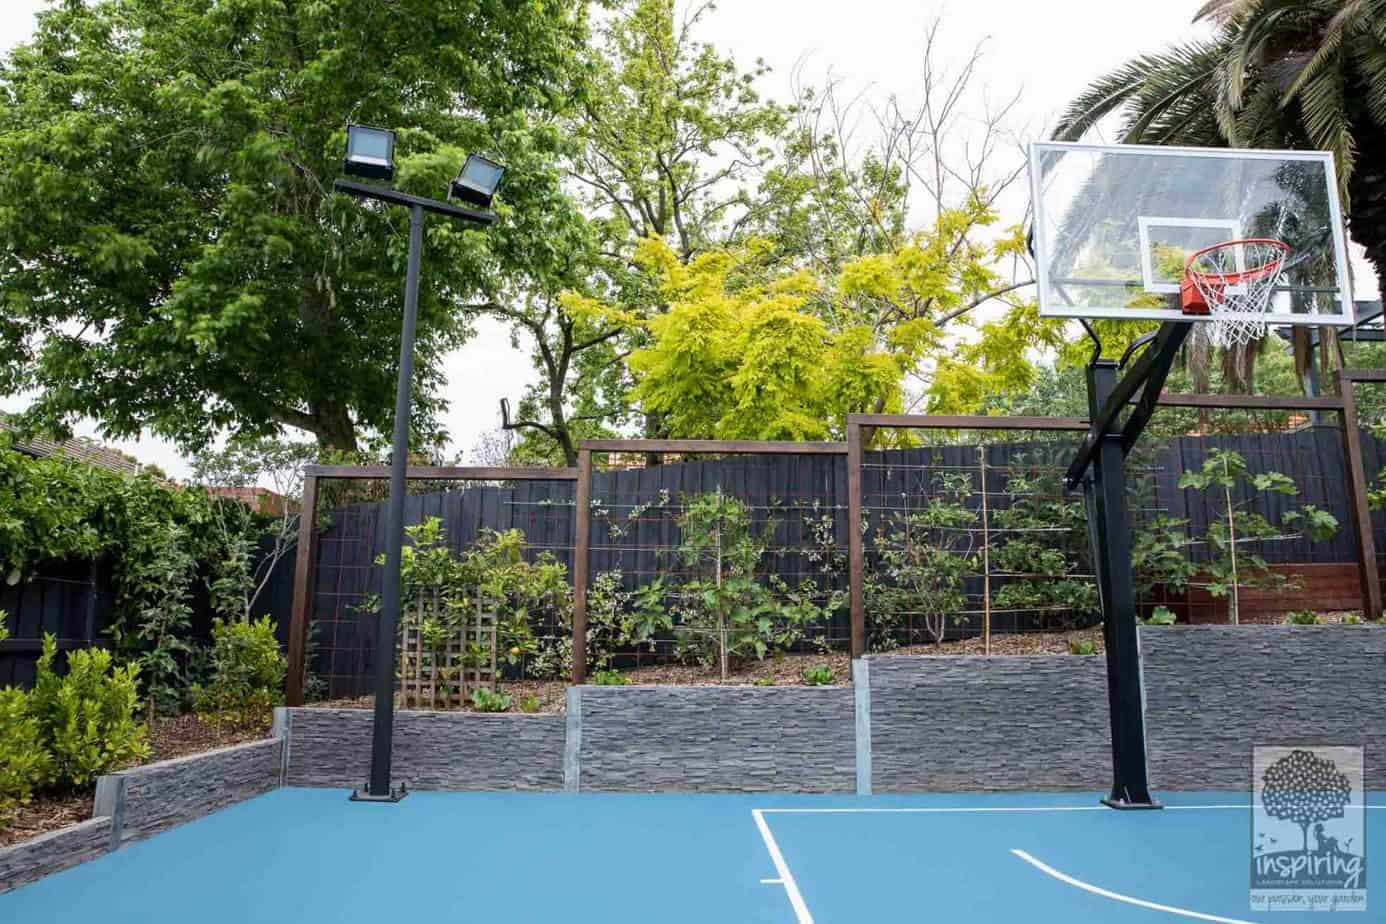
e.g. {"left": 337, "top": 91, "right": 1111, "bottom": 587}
{"left": 3, "top": 787, "right": 1380, "bottom": 923}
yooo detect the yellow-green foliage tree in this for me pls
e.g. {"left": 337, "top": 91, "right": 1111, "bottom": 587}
{"left": 567, "top": 196, "right": 1037, "bottom": 438}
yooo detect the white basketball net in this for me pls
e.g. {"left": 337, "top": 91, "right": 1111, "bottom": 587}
{"left": 1185, "top": 239, "right": 1290, "bottom": 349}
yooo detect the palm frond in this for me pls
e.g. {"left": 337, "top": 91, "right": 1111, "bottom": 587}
{"left": 1348, "top": 32, "right": 1386, "bottom": 127}
{"left": 1194, "top": 0, "right": 1253, "bottom": 25}
{"left": 1298, "top": 65, "right": 1356, "bottom": 192}
{"left": 1052, "top": 36, "right": 1229, "bottom": 142}
{"left": 1280, "top": 0, "right": 1356, "bottom": 102}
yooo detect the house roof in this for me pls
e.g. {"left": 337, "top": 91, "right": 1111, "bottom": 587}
{"left": 0, "top": 418, "right": 144, "bottom": 477}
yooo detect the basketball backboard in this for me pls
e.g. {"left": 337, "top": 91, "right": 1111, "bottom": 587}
{"left": 1028, "top": 142, "right": 1355, "bottom": 327}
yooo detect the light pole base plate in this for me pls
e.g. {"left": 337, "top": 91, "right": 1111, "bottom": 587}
{"left": 1102, "top": 795, "right": 1163, "bottom": 810}
{"left": 350, "top": 782, "right": 409, "bottom": 803}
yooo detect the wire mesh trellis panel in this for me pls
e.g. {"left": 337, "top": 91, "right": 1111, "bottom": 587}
{"left": 304, "top": 475, "right": 576, "bottom": 701}
{"left": 584, "top": 451, "right": 850, "bottom": 674}
{"left": 1131, "top": 405, "right": 1355, "bottom": 626}
{"left": 860, "top": 431, "right": 1098, "bottom": 653}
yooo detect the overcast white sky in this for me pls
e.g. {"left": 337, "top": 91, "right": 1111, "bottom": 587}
{"left": 0, "top": 1, "right": 1225, "bottom": 478}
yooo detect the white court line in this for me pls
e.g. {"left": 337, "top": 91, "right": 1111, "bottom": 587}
{"left": 751, "top": 809, "right": 814, "bottom": 924}
{"left": 1012, "top": 849, "right": 1258, "bottom": 924}
{"left": 757, "top": 803, "right": 1385, "bottom": 816}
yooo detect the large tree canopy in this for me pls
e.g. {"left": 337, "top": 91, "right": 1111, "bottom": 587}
{"left": 0, "top": 0, "right": 588, "bottom": 451}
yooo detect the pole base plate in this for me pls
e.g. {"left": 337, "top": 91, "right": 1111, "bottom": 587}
{"left": 350, "top": 782, "right": 409, "bottom": 803}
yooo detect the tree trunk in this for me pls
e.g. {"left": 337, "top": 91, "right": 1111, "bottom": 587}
{"left": 1345, "top": 113, "right": 1386, "bottom": 311}
{"left": 1220, "top": 339, "right": 1258, "bottom": 395}
{"left": 642, "top": 411, "right": 666, "bottom": 467}
{"left": 1186, "top": 326, "right": 1212, "bottom": 430}
{"left": 310, "top": 401, "right": 358, "bottom": 453}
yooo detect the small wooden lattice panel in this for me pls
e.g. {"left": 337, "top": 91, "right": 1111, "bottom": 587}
{"left": 398, "top": 593, "right": 498, "bottom": 709}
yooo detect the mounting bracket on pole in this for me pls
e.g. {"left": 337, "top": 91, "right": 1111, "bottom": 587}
{"left": 1065, "top": 322, "right": 1192, "bottom": 489}
{"left": 1066, "top": 321, "right": 1190, "bottom": 811}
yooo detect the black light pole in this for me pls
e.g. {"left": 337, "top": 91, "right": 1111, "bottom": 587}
{"left": 337, "top": 126, "right": 504, "bottom": 802}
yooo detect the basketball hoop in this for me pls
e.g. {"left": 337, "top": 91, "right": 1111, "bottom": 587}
{"left": 1181, "top": 238, "right": 1290, "bottom": 349}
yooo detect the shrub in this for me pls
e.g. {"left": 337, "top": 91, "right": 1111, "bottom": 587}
{"left": 192, "top": 617, "right": 286, "bottom": 731}
{"left": 591, "top": 669, "right": 628, "bottom": 686}
{"left": 865, "top": 472, "right": 977, "bottom": 648}
{"left": 1139, "top": 606, "right": 1178, "bottom": 627}
{"left": 0, "top": 686, "right": 53, "bottom": 832}
{"left": 752, "top": 678, "right": 775, "bottom": 686}
{"left": 518, "top": 694, "right": 542, "bottom": 714}
{"left": 585, "top": 570, "right": 671, "bottom": 672}
{"left": 0, "top": 619, "right": 56, "bottom": 833}
{"left": 1343, "top": 613, "right": 1362, "bottom": 625}
{"left": 1068, "top": 638, "right": 1099, "bottom": 656}
{"left": 31, "top": 635, "right": 148, "bottom": 786}
{"left": 1286, "top": 610, "right": 1320, "bottom": 626}
{"left": 470, "top": 689, "right": 513, "bottom": 712}
{"left": 801, "top": 665, "right": 835, "bottom": 685}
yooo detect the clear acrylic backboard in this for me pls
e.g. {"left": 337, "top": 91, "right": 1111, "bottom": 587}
{"left": 1028, "top": 142, "right": 1355, "bottom": 328}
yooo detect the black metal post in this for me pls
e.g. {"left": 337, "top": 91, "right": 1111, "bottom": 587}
{"left": 1085, "top": 361, "right": 1160, "bottom": 810}
{"left": 353, "top": 203, "right": 425, "bottom": 803}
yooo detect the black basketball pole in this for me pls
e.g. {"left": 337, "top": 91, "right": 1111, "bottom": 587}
{"left": 1084, "top": 361, "right": 1159, "bottom": 809}
{"left": 1067, "top": 321, "right": 1190, "bottom": 810}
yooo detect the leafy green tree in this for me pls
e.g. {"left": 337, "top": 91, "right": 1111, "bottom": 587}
{"left": 568, "top": 200, "right": 1034, "bottom": 439}
{"left": 497, "top": 0, "right": 787, "bottom": 462}
{"left": 0, "top": 0, "right": 588, "bottom": 451}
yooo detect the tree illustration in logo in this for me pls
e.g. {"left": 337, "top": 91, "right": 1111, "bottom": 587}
{"left": 1261, "top": 749, "right": 1352, "bottom": 852}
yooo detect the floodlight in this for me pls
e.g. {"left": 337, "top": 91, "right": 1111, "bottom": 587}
{"left": 449, "top": 154, "right": 505, "bottom": 208}
{"left": 344, "top": 125, "right": 396, "bottom": 181}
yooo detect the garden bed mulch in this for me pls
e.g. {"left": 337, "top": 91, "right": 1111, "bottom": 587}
{"left": 1, "top": 714, "right": 272, "bottom": 849}
{"left": 306, "top": 627, "right": 1115, "bottom": 716}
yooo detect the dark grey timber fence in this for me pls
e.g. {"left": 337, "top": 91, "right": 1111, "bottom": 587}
{"left": 0, "top": 559, "right": 110, "bottom": 687}
{"left": 277, "top": 424, "right": 1386, "bottom": 699}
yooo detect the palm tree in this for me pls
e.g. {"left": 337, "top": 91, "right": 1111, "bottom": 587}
{"left": 1054, "top": 0, "right": 1386, "bottom": 392}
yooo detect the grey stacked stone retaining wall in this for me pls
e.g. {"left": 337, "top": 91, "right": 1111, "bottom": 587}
{"left": 577, "top": 686, "right": 856, "bottom": 792}
{"left": 283, "top": 708, "right": 565, "bottom": 790}
{"left": 1140, "top": 625, "right": 1386, "bottom": 790}
{"left": 0, "top": 817, "right": 112, "bottom": 895}
{"left": 105, "top": 738, "right": 283, "bottom": 844}
{"left": 867, "top": 655, "right": 1112, "bottom": 792}
{"left": 2, "top": 735, "right": 283, "bottom": 895}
